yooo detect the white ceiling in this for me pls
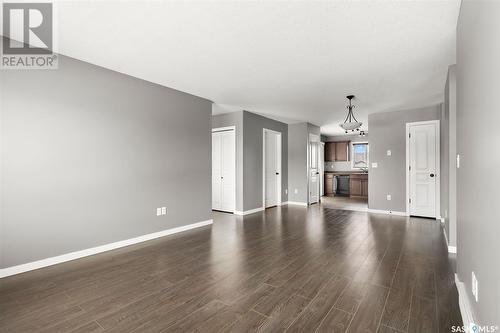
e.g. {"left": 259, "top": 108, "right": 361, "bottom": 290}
{"left": 52, "top": 1, "right": 459, "bottom": 134}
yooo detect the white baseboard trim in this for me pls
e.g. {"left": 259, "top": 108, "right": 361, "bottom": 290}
{"left": 284, "top": 201, "right": 308, "bottom": 207}
{"left": 455, "top": 273, "right": 477, "bottom": 328}
{"left": 367, "top": 209, "right": 408, "bottom": 216}
{"left": 0, "top": 219, "right": 213, "bottom": 279}
{"left": 441, "top": 224, "right": 457, "bottom": 253}
{"left": 234, "top": 207, "right": 264, "bottom": 216}
{"left": 443, "top": 225, "right": 449, "bottom": 244}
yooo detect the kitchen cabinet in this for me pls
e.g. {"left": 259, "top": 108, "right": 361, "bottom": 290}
{"left": 325, "top": 142, "right": 336, "bottom": 161}
{"left": 325, "top": 173, "right": 334, "bottom": 194}
{"left": 335, "top": 141, "right": 350, "bottom": 161}
{"left": 324, "top": 141, "right": 350, "bottom": 161}
{"left": 362, "top": 178, "right": 368, "bottom": 197}
{"left": 349, "top": 174, "right": 368, "bottom": 198}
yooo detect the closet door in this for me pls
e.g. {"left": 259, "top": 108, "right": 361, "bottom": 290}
{"left": 220, "top": 131, "right": 235, "bottom": 212}
{"left": 264, "top": 131, "right": 278, "bottom": 208}
{"left": 212, "top": 132, "right": 222, "bottom": 210}
{"left": 212, "top": 129, "right": 235, "bottom": 213}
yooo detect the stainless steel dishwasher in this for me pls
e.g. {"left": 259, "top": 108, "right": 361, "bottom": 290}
{"left": 335, "top": 175, "right": 350, "bottom": 196}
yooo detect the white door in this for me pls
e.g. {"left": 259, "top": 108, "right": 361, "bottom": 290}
{"left": 408, "top": 122, "right": 439, "bottom": 218}
{"left": 309, "top": 134, "right": 320, "bottom": 204}
{"left": 319, "top": 142, "right": 325, "bottom": 197}
{"left": 220, "top": 131, "right": 235, "bottom": 211}
{"left": 212, "top": 132, "right": 222, "bottom": 210}
{"left": 264, "top": 130, "right": 281, "bottom": 208}
{"left": 212, "top": 129, "right": 235, "bottom": 213}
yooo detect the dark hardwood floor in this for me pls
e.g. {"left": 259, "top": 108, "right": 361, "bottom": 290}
{"left": 0, "top": 205, "right": 462, "bottom": 332}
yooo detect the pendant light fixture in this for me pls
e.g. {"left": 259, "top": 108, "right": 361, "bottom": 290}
{"left": 340, "top": 95, "right": 362, "bottom": 133}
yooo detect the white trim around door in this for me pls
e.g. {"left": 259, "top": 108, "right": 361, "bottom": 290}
{"left": 212, "top": 126, "right": 236, "bottom": 213}
{"left": 319, "top": 142, "right": 325, "bottom": 197}
{"left": 262, "top": 128, "right": 282, "bottom": 209}
{"left": 308, "top": 133, "right": 320, "bottom": 205}
{"left": 406, "top": 120, "right": 440, "bottom": 219}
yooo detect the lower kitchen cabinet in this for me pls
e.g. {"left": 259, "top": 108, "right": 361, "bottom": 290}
{"left": 349, "top": 174, "right": 368, "bottom": 198}
{"left": 325, "top": 173, "right": 334, "bottom": 195}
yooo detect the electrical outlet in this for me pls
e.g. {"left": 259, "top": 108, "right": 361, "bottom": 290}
{"left": 386, "top": 150, "right": 392, "bottom": 156}
{"left": 371, "top": 162, "right": 378, "bottom": 168}
{"left": 386, "top": 194, "right": 391, "bottom": 201}
{"left": 472, "top": 271, "right": 478, "bottom": 302}
{"left": 156, "top": 208, "right": 162, "bottom": 216}
{"left": 294, "top": 189, "right": 298, "bottom": 194}
{"left": 161, "top": 207, "right": 167, "bottom": 215}
{"left": 285, "top": 189, "right": 288, "bottom": 195}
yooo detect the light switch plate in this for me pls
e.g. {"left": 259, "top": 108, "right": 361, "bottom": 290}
{"left": 387, "top": 150, "right": 391, "bottom": 156}
{"left": 371, "top": 162, "right": 378, "bottom": 168}
{"left": 294, "top": 189, "right": 298, "bottom": 194}
{"left": 156, "top": 208, "right": 162, "bottom": 216}
{"left": 161, "top": 207, "right": 166, "bottom": 215}
{"left": 457, "top": 154, "right": 460, "bottom": 168}
{"left": 387, "top": 195, "right": 392, "bottom": 201}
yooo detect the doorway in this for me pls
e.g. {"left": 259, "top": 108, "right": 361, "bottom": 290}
{"left": 406, "top": 120, "right": 440, "bottom": 218}
{"left": 212, "top": 127, "right": 236, "bottom": 213}
{"left": 308, "top": 133, "right": 320, "bottom": 204}
{"left": 263, "top": 129, "right": 282, "bottom": 208}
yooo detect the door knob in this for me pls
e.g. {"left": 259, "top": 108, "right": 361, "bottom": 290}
{"left": 430, "top": 173, "right": 435, "bottom": 178}
{"left": 221, "top": 176, "right": 224, "bottom": 179}
{"left": 276, "top": 172, "right": 280, "bottom": 175}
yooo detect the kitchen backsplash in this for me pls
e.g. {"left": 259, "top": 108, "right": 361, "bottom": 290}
{"left": 325, "top": 161, "right": 353, "bottom": 172}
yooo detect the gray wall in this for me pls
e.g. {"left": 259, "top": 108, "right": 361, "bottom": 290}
{"left": 212, "top": 111, "right": 244, "bottom": 212}
{"left": 287, "top": 122, "right": 320, "bottom": 203}
{"left": 323, "top": 133, "right": 370, "bottom": 172}
{"left": 440, "top": 65, "right": 457, "bottom": 247}
{"left": 441, "top": 102, "right": 450, "bottom": 236}
{"left": 457, "top": 1, "right": 500, "bottom": 324}
{"left": 288, "top": 123, "right": 308, "bottom": 203}
{"left": 242, "top": 111, "right": 288, "bottom": 211}
{"left": 368, "top": 106, "right": 441, "bottom": 212}
{"left": 0, "top": 55, "right": 212, "bottom": 268}
{"left": 307, "top": 123, "right": 321, "bottom": 137}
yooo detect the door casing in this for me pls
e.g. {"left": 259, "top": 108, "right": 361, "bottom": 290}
{"left": 405, "top": 120, "right": 440, "bottom": 219}
{"left": 319, "top": 142, "right": 325, "bottom": 197}
{"left": 262, "top": 129, "right": 282, "bottom": 209}
{"left": 212, "top": 126, "right": 236, "bottom": 213}
{"left": 308, "top": 133, "right": 320, "bottom": 205}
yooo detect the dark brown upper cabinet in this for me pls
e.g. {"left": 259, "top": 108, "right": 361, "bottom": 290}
{"left": 325, "top": 141, "right": 350, "bottom": 161}
{"left": 335, "top": 141, "right": 350, "bottom": 161}
{"left": 325, "top": 142, "right": 336, "bottom": 161}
